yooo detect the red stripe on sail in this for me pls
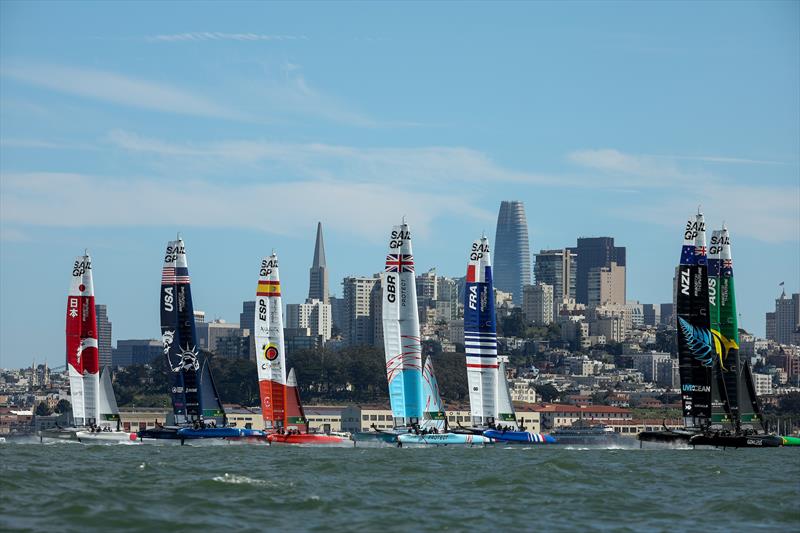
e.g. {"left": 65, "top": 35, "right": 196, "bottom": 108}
{"left": 466, "top": 363, "right": 499, "bottom": 368}
{"left": 467, "top": 264, "right": 476, "bottom": 283}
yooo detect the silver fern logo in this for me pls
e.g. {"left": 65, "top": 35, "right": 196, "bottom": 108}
{"left": 678, "top": 317, "right": 714, "bottom": 367}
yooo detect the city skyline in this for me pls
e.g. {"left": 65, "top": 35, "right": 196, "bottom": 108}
{"left": 1, "top": 2, "right": 798, "bottom": 367}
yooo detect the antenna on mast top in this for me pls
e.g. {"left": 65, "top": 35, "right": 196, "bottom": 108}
{"left": 697, "top": 204, "right": 702, "bottom": 215}
{"left": 402, "top": 215, "right": 407, "bottom": 225}
{"left": 177, "top": 231, "right": 182, "bottom": 241}
{"left": 84, "top": 248, "right": 88, "bottom": 256}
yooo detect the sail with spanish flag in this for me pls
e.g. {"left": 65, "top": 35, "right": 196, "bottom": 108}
{"left": 254, "top": 252, "right": 286, "bottom": 430}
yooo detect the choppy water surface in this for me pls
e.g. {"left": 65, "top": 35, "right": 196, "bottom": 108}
{"left": 1, "top": 441, "right": 798, "bottom": 532}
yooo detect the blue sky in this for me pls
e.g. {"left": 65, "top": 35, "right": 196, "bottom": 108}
{"left": 1, "top": 1, "right": 798, "bottom": 368}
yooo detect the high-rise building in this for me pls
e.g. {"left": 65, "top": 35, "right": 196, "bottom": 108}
{"left": 494, "top": 201, "right": 531, "bottom": 304}
{"left": 308, "top": 222, "right": 330, "bottom": 304}
{"left": 329, "top": 295, "right": 346, "bottom": 336}
{"left": 660, "top": 303, "right": 675, "bottom": 327}
{"left": 642, "top": 304, "right": 660, "bottom": 327}
{"left": 587, "top": 262, "right": 626, "bottom": 306}
{"left": 767, "top": 291, "right": 800, "bottom": 346}
{"left": 570, "top": 237, "right": 626, "bottom": 305}
{"left": 196, "top": 320, "right": 241, "bottom": 352}
{"left": 240, "top": 300, "right": 255, "bottom": 360}
{"left": 534, "top": 248, "right": 577, "bottom": 315}
{"left": 416, "top": 268, "right": 438, "bottom": 324}
{"left": 522, "top": 283, "right": 554, "bottom": 325}
{"left": 342, "top": 276, "right": 380, "bottom": 346}
{"left": 286, "top": 299, "right": 332, "bottom": 342}
{"left": 95, "top": 304, "right": 112, "bottom": 369}
{"left": 436, "top": 276, "right": 459, "bottom": 321}
{"left": 112, "top": 339, "right": 161, "bottom": 367}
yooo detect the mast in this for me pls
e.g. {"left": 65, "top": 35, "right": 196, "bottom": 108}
{"left": 421, "top": 356, "right": 446, "bottom": 431}
{"left": 675, "top": 213, "right": 712, "bottom": 428}
{"left": 382, "top": 220, "right": 423, "bottom": 427}
{"left": 254, "top": 252, "right": 286, "bottom": 430}
{"left": 66, "top": 251, "right": 99, "bottom": 427}
{"left": 464, "top": 235, "right": 499, "bottom": 427}
{"left": 160, "top": 237, "right": 201, "bottom": 425}
{"left": 708, "top": 229, "right": 733, "bottom": 430}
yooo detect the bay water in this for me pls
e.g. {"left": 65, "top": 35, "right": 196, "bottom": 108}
{"left": 1, "top": 441, "right": 798, "bottom": 532}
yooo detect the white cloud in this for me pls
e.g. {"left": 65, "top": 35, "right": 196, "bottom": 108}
{"left": 0, "top": 172, "right": 492, "bottom": 243}
{"left": 147, "top": 32, "right": 308, "bottom": 42}
{"left": 1, "top": 64, "right": 244, "bottom": 120}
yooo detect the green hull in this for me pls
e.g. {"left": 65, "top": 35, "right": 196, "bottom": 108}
{"left": 780, "top": 436, "right": 800, "bottom": 446}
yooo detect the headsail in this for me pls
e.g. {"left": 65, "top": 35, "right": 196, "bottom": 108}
{"left": 421, "top": 356, "right": 446, "bottom": 432}
{"left": 285, "top": 368, "right": 309, "bottom": 432}
{"left": 382, "top": 221, "right": 423, "bottom": 427}
{"left": 463, "top": 235, "right": 498, "bottom": 427}
{"left": 199, "top": 355, "right": 226, "bottom": 425}
{"left": 254, "top": 252, "right": 287, "bottom": 430}
{"left": 675, "top": 213, "right": 712, "bottom": 428}
{"left": 496, "top": 358, "right": 518, "bottom": 428}
{"left": 160, "top": 238, "right": 201, "bottom": 425}
{"left": 97, "top": 367, "right": 120, "bottom": 426}
{"left": 66, "top": 252, "right": 99, "bottom": 426}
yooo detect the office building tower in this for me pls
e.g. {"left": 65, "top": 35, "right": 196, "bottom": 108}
{"left": 587, "top": 262, "right": 626, "bottom": 306}
{"left": 494, "top": 201, "right": 531, "bottom": 304}
{"left": 95, "top": 304, "right": 112, "bottom": 369}
{"left": 342, "top": 276, "right": 380, "bottom": 346}
{"left": 570, "top": 237, "right": 626, "bottom": 305}
{"left": 767, "top": 290, "right": 800, "bottom": 346}
{"left": 286, "top": 299, "right": 332, "bottom": 342}
{"left": 523, "top": 283, "right": 554, "bottom": 325}
{"left": 196, "top": 319, "right": 241, "bottom": 352}
{"left": 308, "top": 222, "right": 330, "bottom": 304}
{"left": 329, "top": 295, "right": 345, "bottom": 336}
{"left": 534, "top": 248, "right": 577, "bottom": 314}
{"left": 642, "top": 304, "right": 660, "bottom": 327}
{"left": 112, "top": 339, "right": 162, "bottom": 367}
{"left": 240, "top": 300, "right": 255, "bottom": 360}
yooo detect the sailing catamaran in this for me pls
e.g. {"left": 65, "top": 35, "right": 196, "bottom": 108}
{"left": 254, "top": 251, "right": 345, "bottom": 445}
{"left": 138, "top": 237, "right": 260, "bottom": 443}
{"left": 42, "top": 251, "right": 135, "bottom": 443}
{"left": 459, "top": 235, "right": 554, "bottom": 444}
{"left": 689, "top": 226, "right": 782, "bottom": 447}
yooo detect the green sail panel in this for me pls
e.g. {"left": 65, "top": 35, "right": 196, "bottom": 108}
{"left": 717, "top": 227, "right": 741, "bottom": 426}
{"left": 708, "top": 229, "right": 733, "bottom": 430}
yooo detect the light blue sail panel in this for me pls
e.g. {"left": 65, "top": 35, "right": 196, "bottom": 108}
{"left": 421, "top": 357, "right": 446, "bottom": 431}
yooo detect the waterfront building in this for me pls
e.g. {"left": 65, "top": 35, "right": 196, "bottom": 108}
{"left": 767, "top": 291, "right": 800, "bottom": 346}
{"left": 570, "top": 237, "right": 626, "bottom": 305}
{"left": 308, "top": 222, "right": 330, "bottom": 304}
{"left": 494, "top": 200, "right": 531, "bottom": 304}
{"left": 95, "top": 304, "right": 112, "bottom": 369}
{"left": 532, "top": 403, "right": 632, "bottom": 430}
{"left": 342, "top": 276, "right": 380, "bottom": 346}
{"left": 112, "top": 339, "right": 161, "bottom": 367}
{"left": 522, "top": 283, "right": 554, "bottom": 325}
{"left": 286, "top": 299, "right": 332, "bottom": 342}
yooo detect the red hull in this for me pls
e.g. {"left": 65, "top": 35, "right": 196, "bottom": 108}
{"left": 267, "top": 433, "right": 345, "bottom": 445}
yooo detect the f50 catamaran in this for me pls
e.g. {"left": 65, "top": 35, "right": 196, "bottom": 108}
{"left": 460, "top": 235, "right": 554, "bottom": 444}
{"left": 255, "top": 251, "right": 345, "bottom": 445}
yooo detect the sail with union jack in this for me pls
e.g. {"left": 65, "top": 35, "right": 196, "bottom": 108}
{"left": 385, "top": 254, "right": 414, "bottom": 273}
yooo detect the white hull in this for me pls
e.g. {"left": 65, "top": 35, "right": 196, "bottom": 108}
{"left": 75, "top": 431, "right": 137, "bottom": 444}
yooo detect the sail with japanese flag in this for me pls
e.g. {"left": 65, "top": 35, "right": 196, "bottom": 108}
{"left": 463, "top": 235, "right": 498, "bottom": 427}
{"left": 254, "top": 252, "right": 287, "bottom": 430}
{"left": 382, "top": 220, "right": 423, "bottom": 427}
{"left": 66, "top": 251, "right": 99, "bottom": 427}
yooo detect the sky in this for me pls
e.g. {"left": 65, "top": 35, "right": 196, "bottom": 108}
{"left": 1, "top": 1, "right": 798, "bottom": 369}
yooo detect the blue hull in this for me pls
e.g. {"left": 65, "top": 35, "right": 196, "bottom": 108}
{"left": 397, "top": 433, "right": 492, "bottom": 446}
{"left": 483, "top": 430, "right": 556, "bottom": 444}
{"left": 352, "top": 431, "right": 399, "bottom": 444}
{"left": 177, "top": 428, "right": 265, "bottom": 439}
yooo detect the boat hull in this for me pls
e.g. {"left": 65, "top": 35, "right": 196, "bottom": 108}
{"left": 76, "top": 431, "right": 137, "bottom": 443}
{"left": 177, "top": 427, "right": 265, "bottom": 439}
{"left": 137, "top": 427, "right": 181, "bottom": 441}
{"left": 39, "top": 427, "right": 80, "bottom": 441}
{"left": 267, "top": 433, "right": 347, "bottom": 446}
{"left": 483, "top": 430, "right": 555, "bottom": 444}
{"left": 689, "top": 434, "right": 784, "bottom": 448}
{"left": 397, "top": 433, "right": 492, "bottom": 446}
{"left": 352, "top": 431, "right": 399, "bottom": 445}
{"left": 637, "top": 429, "right": 698, "bottom": 445}
{"left": 780, "top": 436, "right": 800, "bottom": 446}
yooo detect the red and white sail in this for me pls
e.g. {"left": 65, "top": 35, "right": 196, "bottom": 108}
{"left": 66, "top": 252, "right": 99, "bottom": 426}
{"left": 254, "top": 252, "right": 286, "bottom": 430}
